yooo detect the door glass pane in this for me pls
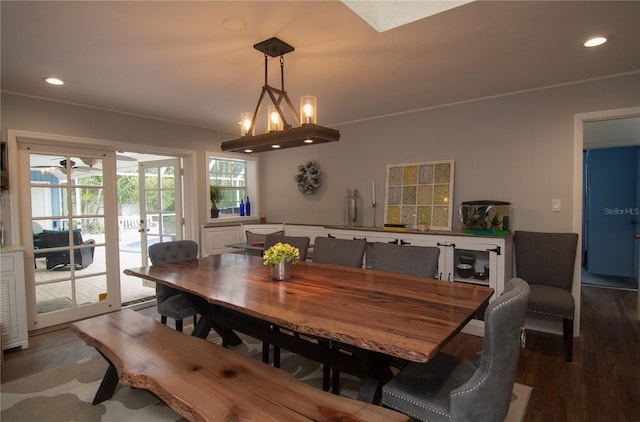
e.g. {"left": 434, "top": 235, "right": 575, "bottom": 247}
{"left": 30, "top": 152, "right": 108, "bottom": 314}
{"left": 36, "top": 281, "right": 72, "bottom": 313}
{"left": 145, "top": 168, "right": 158, "bottom": 189}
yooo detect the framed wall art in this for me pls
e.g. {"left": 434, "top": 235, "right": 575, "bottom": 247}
{"left": 384, "top": 160, "right": 455, "bottom": 231}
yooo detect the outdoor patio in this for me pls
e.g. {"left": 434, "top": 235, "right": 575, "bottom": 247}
{"left": 34, "top": 229, "right": 157, "bottom": 314}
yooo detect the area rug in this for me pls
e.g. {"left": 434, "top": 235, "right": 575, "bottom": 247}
{"left": 1, "top": 334, "right": 531, "bottom": 421}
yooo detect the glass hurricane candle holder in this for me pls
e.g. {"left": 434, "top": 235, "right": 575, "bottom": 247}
{"left": 300, "top": 96, "right": 317, "bottom": 124}
{"left": 267, "top": 105, "right": 283, "bottom": 132}
{"left": 240, "top": 112, "right": 253, "bottom": 136}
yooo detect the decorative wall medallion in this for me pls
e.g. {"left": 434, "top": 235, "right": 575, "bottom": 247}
{"left": 295, "top": 161, "right": 320, "bottom": 195}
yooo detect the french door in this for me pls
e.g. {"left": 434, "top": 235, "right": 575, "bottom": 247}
{"left": 19, "top": 142, "right": 120, "bottom": 329}
{"left": 137, "top": 159, "right": 183, "bottom": 269}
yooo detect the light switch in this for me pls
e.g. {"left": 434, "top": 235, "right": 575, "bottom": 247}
{"left": 552, "top": 199, "right": 562, "bottom": 212}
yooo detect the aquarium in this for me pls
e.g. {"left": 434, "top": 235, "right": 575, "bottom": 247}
{"left": 460, "top": 200, "right": 511, "bottom": 235}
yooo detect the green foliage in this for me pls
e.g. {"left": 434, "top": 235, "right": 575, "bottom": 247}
{"left": 210, "top": 184, "right": 223, "bottom": 201}
{"left": 117, "top": 175, "right": 139, "bottom": 207}
{"left": 263, "top": 242, "right": 300, "bottom": 266}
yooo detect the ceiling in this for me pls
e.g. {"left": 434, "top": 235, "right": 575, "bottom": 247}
{"left": 2, "top": 1, "right": 639, "bottom": 136}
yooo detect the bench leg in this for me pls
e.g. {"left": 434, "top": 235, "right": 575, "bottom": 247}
{"left": 93, "top": 360, "right": 120, "bottom": 405}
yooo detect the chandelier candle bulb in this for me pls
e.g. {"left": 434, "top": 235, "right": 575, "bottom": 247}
{"left": 267, "top": 105, "right": 283, "bottom": 132}
{"left": 240, "top": 112, "right": 253, "bottom": 136}
{"left": 300, "top": 96, "right": 317, "bottom": 124}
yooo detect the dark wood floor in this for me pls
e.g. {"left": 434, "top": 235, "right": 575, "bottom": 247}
{"left": 2, "top": 286, "right": 639, "bottom": 421}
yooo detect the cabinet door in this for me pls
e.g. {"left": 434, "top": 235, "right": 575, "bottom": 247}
{"left": 1, "top": 272, "right": 18, "bottom": 345}
{"left": 444, "top": 239, "right": 504, "bottom": 298}
{"left": 201, "top": 226, "right": 242, "bottom": 256}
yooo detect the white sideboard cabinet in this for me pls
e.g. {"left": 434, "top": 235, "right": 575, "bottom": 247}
{"left": 1, "top": 247, "right": 29, "bottom": 350}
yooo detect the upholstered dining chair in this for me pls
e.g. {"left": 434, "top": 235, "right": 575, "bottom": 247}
{"left": 514, "top": 230, "right": 579, "bottom": 362}
{"left": 244, "top": 229, "right": 284, "bottom": 256}
{"left": 263, "top": 234, "right": 311, "bottom": 261}
{"left": 148, "top": 240, "right": 199, "bottom": 333}
{"left": 312, "top": 236, "right": 366, "bottom": 268}
{"left": 261, "top": 234, "right": 312, "bottom": 366}
{"left": 308, "top": 236, "right": 367, "bottom": 391}
{"left": 382, "top": 278, "right": 530, "bottom": 422}
{"left": 371, "top": 242, "right": 440, "bottom": 279}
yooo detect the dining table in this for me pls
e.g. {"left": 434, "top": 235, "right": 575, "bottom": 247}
{"left": 124, "top": 253, "right": 493, "bottom": 403}
{"left": 225, "top": 241, "right": 266, "bottom": 252}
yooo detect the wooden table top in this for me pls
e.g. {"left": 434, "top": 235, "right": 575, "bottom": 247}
{"left": 124, "top": 253, "right": 493, "bottom": 363}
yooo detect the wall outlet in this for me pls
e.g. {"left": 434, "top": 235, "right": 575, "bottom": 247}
{"left": 552, "top": 199, "right": 562, "bottom": 212}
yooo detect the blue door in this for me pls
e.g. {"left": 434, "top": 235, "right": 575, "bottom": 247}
{"left": 585, "top": 146, "right": 639, "bottom": 278}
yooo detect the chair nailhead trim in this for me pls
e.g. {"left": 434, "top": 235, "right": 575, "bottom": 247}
{"left": 528, "top": 309, "right": 573, "bottom": 319}
{"left": 385, "top": 391, "right": 451, "bottom": 420}
{"left": 451, "top": 282, "right": 529, "bottom": 398}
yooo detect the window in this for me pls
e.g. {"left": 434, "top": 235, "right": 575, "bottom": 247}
{"left": 207, "top": 152, "right": 258, "bottom": 220}
{"left": 384, "top": 160, "right": 455, "bottom": 231}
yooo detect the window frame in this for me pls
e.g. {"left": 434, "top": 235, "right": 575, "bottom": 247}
{"left": 206, "top": 151, "right": 259, "bottom": 224}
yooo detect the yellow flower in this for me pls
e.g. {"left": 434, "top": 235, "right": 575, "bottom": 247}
{"left": 263, "top": 242, "right": 300, "bottom": 266}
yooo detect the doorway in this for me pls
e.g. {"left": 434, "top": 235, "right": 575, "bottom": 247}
{"left": 581, "top": 116, "right": 640, "bottom": 291}
{"left": 10, "top": 130, "right": 197, "bottom": 330}
{"left": 116, "top": 154, "right": 184, "bottom": 306}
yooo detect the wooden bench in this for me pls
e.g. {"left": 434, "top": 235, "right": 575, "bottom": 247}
{"left": 71, "top": 309, "right": 408, "bottom": 422}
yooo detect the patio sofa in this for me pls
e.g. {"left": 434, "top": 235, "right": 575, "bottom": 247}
{"left": 38, "top": 229, "right": 96, "bottom": 270}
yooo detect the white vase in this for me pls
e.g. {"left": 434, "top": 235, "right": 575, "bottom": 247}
{"left": 271, "top": 260, "right": 292, "bottom": 281}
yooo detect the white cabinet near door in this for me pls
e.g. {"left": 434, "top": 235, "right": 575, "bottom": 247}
{"left": 1, "top": 247, "right": 29, "bottom": 350}
{"left": 201, "top": 225, "right": 242, "bottom": 256}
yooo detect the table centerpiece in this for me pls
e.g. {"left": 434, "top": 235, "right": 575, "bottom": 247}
{"left": 263, "top": 242, "right": 299, "bottom": 281}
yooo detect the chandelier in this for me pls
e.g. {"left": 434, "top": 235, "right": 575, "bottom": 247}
{"left": 220, "top": 37, "right": 340, "bottom": 153}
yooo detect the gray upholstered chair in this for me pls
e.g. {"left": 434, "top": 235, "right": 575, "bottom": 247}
{"left": 332, "top": 242, "right": 440, "bottom": 392}
{"left": 382, "top": 278, "right": 530, "bottom": 422}
{"left": 312, "top": 236, "right": 366, "bottom": 268}
{"left": 309, "top": 236, "right": 366, "bottom": 391}
{"left": 263, "top": 234, "right": 311, "bottom": 261}
{"left": 514, "top": 230, "right": 579, "bottom": 362}
{"left": 371, "top": 242, "right": 440, "bottom": 279}
{"left": 245, "top": 229, "right": 284, "bottom": 256}
{"left": 262, "top": 234, "right": 311, "bottom": 365}
{"left": 148, "top": 240, "right": 199, "bottom": 332}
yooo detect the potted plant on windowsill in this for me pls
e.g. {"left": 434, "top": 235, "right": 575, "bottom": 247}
{"left": 210, "top": 185, "right": 223, "bottom": 218}
{"left": 263, "top": 242, "right": 300, "bottom": 281}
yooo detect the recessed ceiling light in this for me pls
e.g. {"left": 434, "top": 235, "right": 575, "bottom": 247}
{"left": 271, "top": 145, "right": 281, "bottom": 149}
{"left": 44, "top": 77, "right": 64, "bottom": 85}
{"left": 584, "top": 36, "right": 607, "bottom": 47}
{"left": 223, "top": 17, "right": 246, "bottom": 32}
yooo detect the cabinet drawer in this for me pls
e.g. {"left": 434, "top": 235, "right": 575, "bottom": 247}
{"left": 1, "top": 255, "right": 15, "bottom": 273}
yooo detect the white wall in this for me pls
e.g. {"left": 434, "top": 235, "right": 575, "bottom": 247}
{"left": 2, "top": 72, "right": 640, "bottom": 245}
{"left": 0, "top": 93, "right": 230, "bottom": 244}
{"left": 259, "top": 72, "right": 640, "bottom": 232}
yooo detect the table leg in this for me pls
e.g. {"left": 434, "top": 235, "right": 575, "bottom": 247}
{"left": 186, "top": 296, "right": 243, "bottom": 346}
{"left": 352, "top": 349, "right": 394, "bottom": 404}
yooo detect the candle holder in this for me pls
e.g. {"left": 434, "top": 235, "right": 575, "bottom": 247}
{"left": 372, "top": 202, "right": 377, "bottom": 227}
